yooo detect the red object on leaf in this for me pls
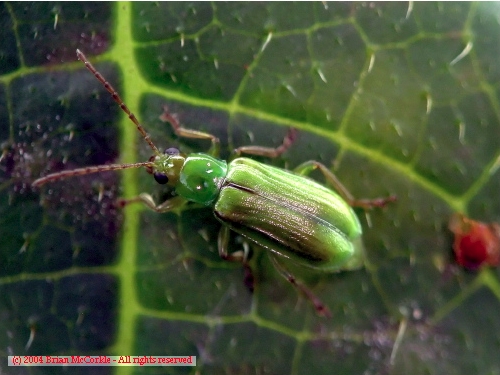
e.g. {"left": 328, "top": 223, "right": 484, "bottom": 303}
{"left": 449, "top": 213, "right": 500, "bottom": 270}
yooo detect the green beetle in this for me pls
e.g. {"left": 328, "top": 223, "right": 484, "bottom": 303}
{"left": 33, "top": 50, "right": 395, "bottom": 317}
{"left": 177, "top": 154, "right": 365, "bottom": 272}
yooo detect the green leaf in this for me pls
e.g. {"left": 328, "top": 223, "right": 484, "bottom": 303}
{"left": 2, "top": 2, "right": 500, "bottom": 374}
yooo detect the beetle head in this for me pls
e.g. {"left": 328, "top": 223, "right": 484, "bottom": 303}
{"left": 146, "top": 147, "right": 186, "bottom": 187}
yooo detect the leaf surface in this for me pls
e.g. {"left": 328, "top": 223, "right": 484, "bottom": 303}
{"left": 1, "top": 2, "right": 500, "bottom": 374}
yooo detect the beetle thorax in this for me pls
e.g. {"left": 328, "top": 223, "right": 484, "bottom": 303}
{"left": 175, "top": 153, "right": 228, "bottom": 206}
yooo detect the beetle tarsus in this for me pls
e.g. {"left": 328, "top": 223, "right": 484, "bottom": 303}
{"left": 269, "top": 255, "right": 331, "bottom": 318}
{"left": 314, "top": 301, "right": 332, "bottom": 319}
{"left": 234, "top": 128, "right": 298, "bottom": 158}
{"left": 287, "top": 274, "right": 332, "bottom": 318}
{"left": 116, "top": 196, "right": 141, "bottom": 208}
{"left": 114, "top": 194, "right": 186, "bottom": 213}
{"left": 243, "top": 263, "right": 255, "bottom": 293}
{"left": 293, "top": 160, "right": 396, "bottom": 211}
{"left": 351, "top": 195, "right": 397, "bottom": 209}
{"left": 159, "top": 105, "right": 220, "bottom": 157}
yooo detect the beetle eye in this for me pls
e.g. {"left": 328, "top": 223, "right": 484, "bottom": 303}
{"left": 153, "top": 172, "right": 169, "bottom": 184}
{"left": 164, "top": 147, "right": 180, "bottom": 156}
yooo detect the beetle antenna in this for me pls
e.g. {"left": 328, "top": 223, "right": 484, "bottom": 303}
{"left": 76, "top": 49, "right": 160, "bottom": 155}
{"left": 32, "top": 161, "right": 155, "bottom": 187}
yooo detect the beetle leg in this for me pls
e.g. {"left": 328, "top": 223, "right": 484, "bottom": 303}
{"left": 269, "top": 255, "right": 332, "bottom": 318}
{"left": 159, "top": 106, "right": 220, "bottom": 157}
{"left": 293, "top": 161, "right": 396, "bottom": 209}
{"left": 233, "top": 128, "right": 298, "bottom": 158}
{"left": 218, "top": 226, "right": 255, "bottom": 292}
{"left": 117, "top": 194, "right": 186, "bottom": 213}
